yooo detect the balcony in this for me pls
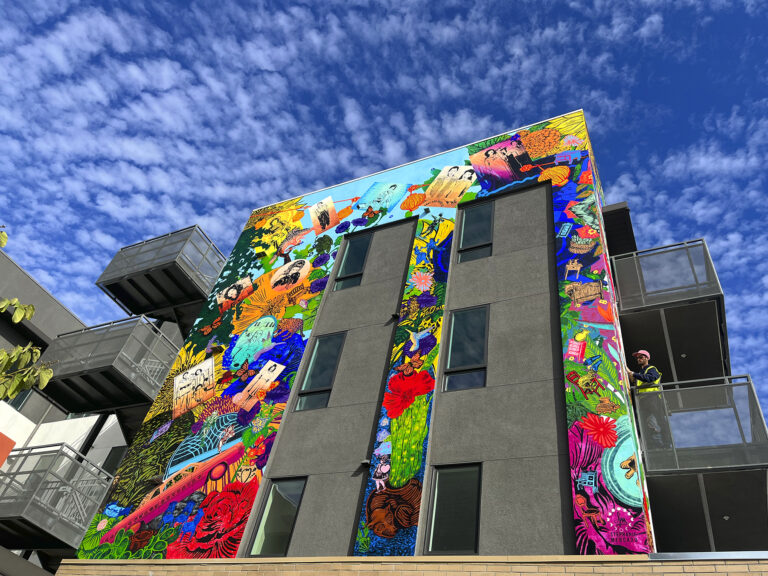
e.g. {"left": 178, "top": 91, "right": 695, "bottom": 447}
{"left": 614, "top": 240, "right": 729, "bottom": 382}
{"left": 635, "top": 376, "right": 768, "bottom": 473}
{"left": 96, "top": 226, "right": 225, "bottom": 335}
{"left": 611, "top": 239, "right": 722, "bottom": 312}
{"left": 39, "top": 316, "right": 179, "bottom": 413}
{"left": 0, "top": 443, "right": 112, "bottom": 550}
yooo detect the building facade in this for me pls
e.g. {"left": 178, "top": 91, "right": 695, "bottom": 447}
{"left": 70, "top": 110, "right": 663, "bottom": 562}
{"left": 11, "top": 108, "right": 757, "bottom": 567}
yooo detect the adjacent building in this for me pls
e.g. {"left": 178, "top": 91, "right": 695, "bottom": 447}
{"left": 0, "top": 227, "right": 225, "bottom": 573}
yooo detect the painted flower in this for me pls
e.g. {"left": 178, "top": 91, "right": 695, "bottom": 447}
{"left": 97, "top": 518, "right": 109, "bottom": 531}
{"left": 580, "top": 413, "right": 618, "bottom": 448}
{"left": 352, "top": 217, "right": 369, "bottom": 227}
{"left": 563, "top": 135, "right": 584, "bottom": 147}
{"left": 309, "top": 276, "right": 329, "bottom": 293}
{"left": 167, "top": 481, "right": 259, "bottom": 559}
{"left": 335, "top": 221, "right": 351, "bottom": 234}
{"left": 312, "top": 253, "right": 330, "bottom": 268}
{"left": 299, "top": 299, "right": 308, "bottom": 309}
{"left": 409, "top": 270, "right": 433, "bottom": 292}
{"left": 382, "top": 371, "right": 435, "bottom": 419}
{"left": 331, "top": 250, "right": 338, "bottom": 258}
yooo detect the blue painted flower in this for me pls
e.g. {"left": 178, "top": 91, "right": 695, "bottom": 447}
{"left": 335, "top": 221, "right": 351, "bottom": 233}
{"left": 352, "top": 217, "right": 368, "bottom": 226}
{"left": 309, "top": 276, "right": 329, "bottom": 293}
{"left": 312, "top": 253, "right": 330, "bottom": 268}
{"left": 331, "top": 250, "right": 338, "bottom": 258}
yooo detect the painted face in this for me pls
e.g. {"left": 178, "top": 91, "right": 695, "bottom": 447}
{"left": 230, "top": 316, "right": 277, "bottom": 367}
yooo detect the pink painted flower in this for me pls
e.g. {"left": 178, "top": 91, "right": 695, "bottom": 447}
{"left": 409, "top": 270, "right": 433, "bottom": 291}
{"left": 97, "top": 518, "right": 109, "bottom": 531}
{"left": 563, "top": 135, "right": 583, "bottom": 147}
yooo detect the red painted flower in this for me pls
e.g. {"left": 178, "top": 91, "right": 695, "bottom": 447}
{"left": 166, "top": 480, "right": 259, "bottom": 559}
{"left": 580, "top": 413, "right": 618, "bottom": 448}
{"left": 382, "top": 371, "right": 435, "bottom": 419}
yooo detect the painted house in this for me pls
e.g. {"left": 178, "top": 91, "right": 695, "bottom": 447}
{"left": 12, "top": 110, "right": 768, "bottom": 570}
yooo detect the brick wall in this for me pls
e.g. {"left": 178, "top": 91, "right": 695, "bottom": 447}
{"left": 57, "top": 556, "right": 768, "bottom": 576}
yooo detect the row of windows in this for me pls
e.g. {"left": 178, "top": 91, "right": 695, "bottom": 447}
{"left": 334, "top": 198, "right": 495, "bottom": 291}
{"left": 298, "top": 200, "right": 495, "bottom": 410}
{"left": 297, "top": 302, "right": 489, "bottom": 411}
{"left": 252, "top": 463, "right": 482, "bottom": 556}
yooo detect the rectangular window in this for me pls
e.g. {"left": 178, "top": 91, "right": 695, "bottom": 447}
{"left": 296, "top": 332, "right": 345, "bottom": 410}
{"left": 251, "top": 477, "right": 307, "bottom": 556}
{"left": 334, "top": 232, "right": 372, "bottom": 290}
{"left": 444, "top": 305, "right": 488, "bottom": 391}
{"left": 428, "top": 464, "right": 481, "bottom": 554}
{"left": 458, "top": 201, "right": 493, "bottom": 262}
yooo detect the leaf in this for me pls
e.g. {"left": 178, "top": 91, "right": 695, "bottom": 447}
{"left": 11, "top": 307, "right": 24, "bottom": 324}
{"left": 38, "top": 367, "right": 54, "bottom": 389}
{"left": 24, "top": 304, "right": 35, "bottom": 320}
{"left": 0, "top": 230, "right": 7, "bottom": 248}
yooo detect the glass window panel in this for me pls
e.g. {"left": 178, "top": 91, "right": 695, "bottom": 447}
{"left": 334, "top": 275, "right": 362, "bottom": 291}
{"left": 669, "top": 409, "right": 743, "bottom": 448}
{"left": 458, "top": 245, "right": 492, "bottom": 263}
{"left": 337, "top": 233, "right": 372, "bottom": 278}
{"left": 429, "top": 465, "right": 480, "bottom": 553}
{"left": 301, "top": 333, "right": 345, "bottom": 392}
{"left": 251, "top": 477, "right": 306, "bottom": 556}
{"left": 446, "top": 307, "right": 487, "bottom": 370}
{"left": 445, "top": 370, "right": 486, "bottom": 391}
{"left": 460, "top": 203, "right": 493, "bottom": 249}
{"left": 296, "top": 392, "right": 331, "bottom": 411}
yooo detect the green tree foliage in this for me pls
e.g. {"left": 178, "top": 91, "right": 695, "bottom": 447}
{"left": 0, "top": 231, "right": 54, "bottom": 400}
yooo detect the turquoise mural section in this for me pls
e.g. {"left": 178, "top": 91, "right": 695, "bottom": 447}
{"left": 77, "top": 110, "right": 652, "bottom": 560}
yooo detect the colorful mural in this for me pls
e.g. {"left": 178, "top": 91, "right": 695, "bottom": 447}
{"left": 77, "top": 110, "right": 652, "bottom": 560}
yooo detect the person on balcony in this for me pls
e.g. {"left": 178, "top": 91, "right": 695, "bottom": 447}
{"left": 626, "top": 350, "right": 668, "bottom": 449}
{"left": 626, "top": 350, "right": 661, "bottom": 391}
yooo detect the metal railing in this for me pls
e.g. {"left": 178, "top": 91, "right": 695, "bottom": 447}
{"left": 0, "top": 443, "right": 112, "bottom": 548}
{"left": 634, "top": 375, "right": 768, "bottom": 473}
{"left": 97, "top": 225, "right": 225, "bottom": 293}
{"left": 40, "top": 315, "right": 179, "bottom": 399}
{"left": 611, "top": 239, "right": 722, "bottom": 312}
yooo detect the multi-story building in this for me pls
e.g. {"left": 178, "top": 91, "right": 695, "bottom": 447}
{"left": 0, "top": 227, "right": 225, "bottom": 573}
{"left": 7, "top": 110, "right": 768, "bottom": 576}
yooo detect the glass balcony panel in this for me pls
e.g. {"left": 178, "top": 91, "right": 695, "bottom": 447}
{"left": 612, "top": 240, "right": 722, "bottom": 312}
{"left": 636, "top": 376, "right": 768, "bottom": 473}
{"left": 0, "top": 444, "right": 112, "bottom": 549}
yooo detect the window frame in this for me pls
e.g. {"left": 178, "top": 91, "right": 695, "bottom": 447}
{"left": 294, "top": 331, "right": 346, "bottom": 411}
{"left": 442, "top": 304, "right": 490, "bottom": 392}
{"left": 250, "top": 476, "right": 308, "bottom": 558}
{"left": 457, "top": 199, "right": 495, "bottom": 262}
{"left": 426, "top": 462, "right": 483, "bottom": 555}
{"left": 333, "top": 230, "right": 374, "bottom": 290}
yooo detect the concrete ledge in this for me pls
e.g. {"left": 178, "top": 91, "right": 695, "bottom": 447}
{"left": 57, "top": 554, "right": 768, "bottom": 576}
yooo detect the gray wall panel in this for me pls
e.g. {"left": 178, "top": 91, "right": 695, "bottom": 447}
{"left": 422, "top": 182, "right": 573, "bottom": 556}
{"left": 246, "top": 219, "right": 416, "bottom": 557}
{"left": 478, "top": 455, "right": 570, "bottom": 555}
{"left": 287, "top": 472, "right": 367, "bottom": 557}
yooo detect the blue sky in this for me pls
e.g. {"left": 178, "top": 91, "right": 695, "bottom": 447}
{"left": 2, "top": 1, "right": 768, "bottom": 403}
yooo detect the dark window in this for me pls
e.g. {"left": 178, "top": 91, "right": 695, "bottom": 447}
{"left": 444, "top": 305, "right": 488, "bottom": 391}
{"left": 428, "top": 464, "right": 481, "bottom": 554}
{"left": 334, "top": 232, "right": 372, "bottom": 290}
{"left": 251, "top": 477, "right": 307, "bottom": 556}
{"left": 296, "top": 332, "right": 345, "bottom": 410}
{"left": 458, "top": 201, "right": 493, "bottom": 262}
{"left": 101, "top": 445, "right": 128, "bottom": 475}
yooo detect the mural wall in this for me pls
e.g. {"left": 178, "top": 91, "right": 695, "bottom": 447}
{"left": 77, "top": 110, "right": 652, "bottom": 560}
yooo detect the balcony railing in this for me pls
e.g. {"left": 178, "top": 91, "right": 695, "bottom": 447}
{"left": 611, "top": 239, "right": 722, "bottom": 312}
{"left": 0, "top": 443, "right": 112, "bottom": 549}
{"left": 96, "top": 225, "right": 225, "bottom": 318}
{"left": 39, "top": 316, "right": 179, "bottom": 413}
{"left": 635, "top": 375, "right": 768, "bottom": 473}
